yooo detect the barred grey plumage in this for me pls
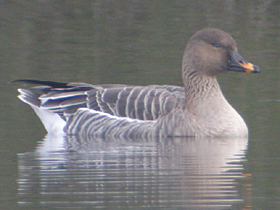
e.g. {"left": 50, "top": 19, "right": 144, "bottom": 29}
{"left": 16, "top": 81, "right": 185, "bottom": 137}
{"left": 12, "top": 28, "right": 260, "bottom": 138}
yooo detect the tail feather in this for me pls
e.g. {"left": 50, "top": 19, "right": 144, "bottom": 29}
{"left": 18, "top": 88, "right": 41, "bottom": 107}
{"left": 10, "top": 79, "right": 69, "bottom": 88}
{"left": 17, "top": 88, "right": 66, "bottom": 134}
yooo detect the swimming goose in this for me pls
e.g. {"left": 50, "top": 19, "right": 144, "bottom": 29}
{"left": 12, "top": 28, "right": 260, "bottom": 138}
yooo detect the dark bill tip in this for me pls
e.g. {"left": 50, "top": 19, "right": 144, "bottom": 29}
{"left": 240, "top": 62, "right": 260, "bottom": 73}
{"left": 227, "top": 51, "right": 260, "bottom": 74}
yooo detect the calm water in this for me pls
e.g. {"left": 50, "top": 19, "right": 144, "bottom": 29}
{"left": 17, "top": 135, "right": 248, "bottom": 209}
{"left": 1, "top": 1, "right": 280, "bottom": 209}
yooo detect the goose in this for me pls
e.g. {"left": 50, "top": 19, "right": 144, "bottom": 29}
{"left": 11, "top": 28, "right": 260, "bottom": 138}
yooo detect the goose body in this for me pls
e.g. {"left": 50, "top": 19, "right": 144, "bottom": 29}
{"left": 12, "top": 28, "right": 260, "bottom": 138}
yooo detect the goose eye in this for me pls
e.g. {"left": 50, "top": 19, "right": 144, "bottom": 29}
{"left": 211, "top": 43, "right": 221, "bottom": 48}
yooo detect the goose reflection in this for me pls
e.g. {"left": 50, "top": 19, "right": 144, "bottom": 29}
{"left": 18, "top": 135, "right": 250, "bottom": 209}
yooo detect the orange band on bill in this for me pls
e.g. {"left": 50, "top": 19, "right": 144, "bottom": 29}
{"left": 240, "top": 62, "right": 255, "bottom": 73}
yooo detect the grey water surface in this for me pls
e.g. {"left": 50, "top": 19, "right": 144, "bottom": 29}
{"left": 1, "top": 1, "right": 280, "bottom": 209}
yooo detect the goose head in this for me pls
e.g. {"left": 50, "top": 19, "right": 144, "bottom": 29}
{"left": 182, "top": 28, "right": 260, "bottom": 80}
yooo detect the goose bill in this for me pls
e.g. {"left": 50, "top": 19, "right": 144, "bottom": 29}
{"left": 227, "top": 51, "right": 260, "bottom": 73}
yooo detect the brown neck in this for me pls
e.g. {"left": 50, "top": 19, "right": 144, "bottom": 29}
{"left": 183, "top": 66, "right": 223, "bottom": 107}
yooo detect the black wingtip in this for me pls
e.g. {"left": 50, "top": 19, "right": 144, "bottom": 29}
{"left": 10, "top": 79, "right": 69, "bottom": 88}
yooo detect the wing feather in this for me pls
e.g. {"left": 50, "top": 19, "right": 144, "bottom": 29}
{"left": 14, "top": 79, "right": 185, "bottom": 122}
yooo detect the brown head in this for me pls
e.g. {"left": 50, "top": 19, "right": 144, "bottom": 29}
{"left": 182, "top": 28, "right": 260, "bottom": 81}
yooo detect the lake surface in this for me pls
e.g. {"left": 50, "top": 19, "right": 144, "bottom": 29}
{"left": 1, "top": 1, "right": 280, "bottom": 209}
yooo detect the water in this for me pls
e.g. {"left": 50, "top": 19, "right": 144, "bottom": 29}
{"left": 18, "top": 135, "right": 248, "bottom": 209}
{"left": 1, "top": 0, "right": 280, "bottom": 209}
